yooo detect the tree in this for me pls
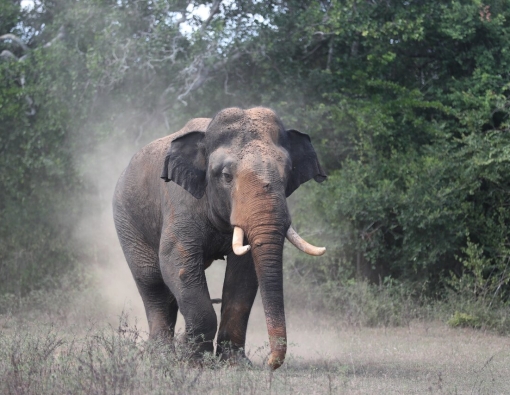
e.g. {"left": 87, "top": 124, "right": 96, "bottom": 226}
{"left": 1, "top": 0, "right": 510, "bottom": 301}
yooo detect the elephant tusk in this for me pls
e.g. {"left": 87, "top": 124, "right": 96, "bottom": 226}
{"left": 286, "top": 226, "right": 326, "bottom": 256}
{"left": 232, "top": 226, "right": 251, "bottom": 255}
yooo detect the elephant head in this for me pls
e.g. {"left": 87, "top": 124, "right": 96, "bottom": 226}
{"left": 161, "top": 107, "right": 326, "bottom": 369}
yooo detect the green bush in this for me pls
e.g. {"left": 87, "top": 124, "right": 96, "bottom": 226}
{"left": 447, "top": 312, "right": 481, "bottom": 329}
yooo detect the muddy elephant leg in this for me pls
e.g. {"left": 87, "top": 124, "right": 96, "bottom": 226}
{"left": 159, "top": 248, "right": 218, "bottom": 359}
{"left": 216, "top": 252, "right": 258, "bottom": 362}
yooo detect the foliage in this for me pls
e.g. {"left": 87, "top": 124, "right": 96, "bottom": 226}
{"left": 448, "top": 312, "right": 481, "bottom": 329}
{"left": 280, "top": 0, "right": 510, "bottom": 298}
{"left": 1, "top": 0, "right": 510, "bottom": 318}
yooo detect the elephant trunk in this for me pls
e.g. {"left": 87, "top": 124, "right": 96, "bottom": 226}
{"left": 247, "top": 224, "right": 287, "bottom": 370}
{"left": 230, "top": 168, "right": 290, "bottom": 369}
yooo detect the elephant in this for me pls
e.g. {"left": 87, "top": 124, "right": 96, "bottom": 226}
{"left": 112, "top": 107, "right": 326, "bottom": 370}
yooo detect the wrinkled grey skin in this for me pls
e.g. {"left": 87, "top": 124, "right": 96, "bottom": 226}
{"left": 113, "top": 107, "right": 325, "bottom": 369}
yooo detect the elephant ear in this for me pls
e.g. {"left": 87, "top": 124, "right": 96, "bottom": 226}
{"left": 282, "top": 129, "right": 327, "bottom": 197}
{"left": 161, "top": 131, "right": 207, "bottom": 199}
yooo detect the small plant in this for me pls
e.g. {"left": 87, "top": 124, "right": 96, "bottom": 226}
{"left": 447, "top": 312, "right": 481, "bottom": 329}
{"left": 448, "top": 240, "right": 510, "bottom": 303}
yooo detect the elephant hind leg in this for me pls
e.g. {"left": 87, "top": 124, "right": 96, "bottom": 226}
{"left": 136, "top": 274, "right": 179, "bottom": 341}
{"left": 115, "top": 225, "right": 178, "bottom": 340}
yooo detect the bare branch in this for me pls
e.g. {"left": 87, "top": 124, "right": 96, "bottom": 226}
{"left": 313, "top": 31, "right": 334, "bottom": 38}
{"left": 43, "top": 25, "right": 66, "bottom": 48}
{"left": 224, "top": 71, "right": 235, "bottom": 96}
{"left": 0, "top": 49, "right": 18, "bottom": 61}
{"left": 25, "top": 95, "right": 36, "bottom": 116}
{"left": 177, "top": 61, "right": 206, "bottom": 106}
{"left": 200, "top": 0, "right": 222, "bottom": 32}
{"left": 351, "top": 39, "right": 359, "bottom": 57}
{"left": 301, "top": 40, "right": 328, "bottom": 60}
{"left": 177, "top": 50, "right": 242, "bottom": 105}
{"left": 326, "top": 37, "right": 334, "bottom": 71}
{"left": 175, "top": 8, "right": 188, "bottom": 26}
{"left": 0, "top": 34, "right": 29, "bottom": 52}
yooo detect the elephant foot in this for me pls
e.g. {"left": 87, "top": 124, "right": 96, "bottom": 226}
{"left": 185, "top": 352, "right": 219, "bottom": 369}
{"left": 217, "top": 343, "right": 252, "bottom": 367}
{"left": 224, "top": 352, "right": 252, "bottom": 367}
{"left": 230, "top": 354, "right": 252, "bottom": 367}
{"left": 167, "top": 332, "right": 215, "bottom": 367}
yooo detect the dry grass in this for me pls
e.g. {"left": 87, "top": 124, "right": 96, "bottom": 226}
{"left": 1, "top": 312, "right": 509, "bottom": 394}
{"left": 1, "top": 261, "right": 509, "bottom": 394}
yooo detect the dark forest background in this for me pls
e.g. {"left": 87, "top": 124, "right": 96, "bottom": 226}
{"left": 1, "top": 0, "right": 510, "bottom": 329}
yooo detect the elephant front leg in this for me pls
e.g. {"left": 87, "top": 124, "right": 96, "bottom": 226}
{"left": 159, "top": 246, "right": 218, "bottom": 360}
{"left": 216, "top": 252, "right": 258, "bottom": 363}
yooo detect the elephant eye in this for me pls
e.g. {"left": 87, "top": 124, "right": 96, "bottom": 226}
{"left": 222, "top": 171, "right": 233, "bottom": 183}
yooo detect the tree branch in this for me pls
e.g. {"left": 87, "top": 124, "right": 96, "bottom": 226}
{"left": 0, "top": 34, "right": 29, "bottom": 52}
{"left": 177, "top": 50, "right": 242, "bottom": 105}
{"left": 174, "top": 2, "right": 190, "bottom": 27}
{"left": 301, "top": 38, "right": 329, "bottom": 60}
{"left": 0, "top": 49, "right": 18, "bottom": 61}
{"left": 200, "top": 0, "right": 222, "bottom": 32}
{"left": 326, "top": 37, "right": 334, "bottom": 70}
{"left": 0, "top": 34, "right": 39, "bottom": 115}
{"left": 43, "top": 25, "right": 66, "bottom": 48}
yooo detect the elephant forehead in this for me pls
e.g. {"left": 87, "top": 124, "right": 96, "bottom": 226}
{"left": 244, "top": 107, "right": 281, "bottom": 142}
{"left": 207, "top": 108, "right": 245, "bottom": 138}
{"left": 237, "top": 144, "right": 290, "bottom": 178}
{"left": 206, "top": 107, "right": 282, "bottom": 147}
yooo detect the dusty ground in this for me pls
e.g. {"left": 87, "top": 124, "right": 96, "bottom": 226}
{"left": 1, "top": 258, "right": 509, "bottom": 394}
{"left": 80, "top": 259, "right": 510, "bottom": 394}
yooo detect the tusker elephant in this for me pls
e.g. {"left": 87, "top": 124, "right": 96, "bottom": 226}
{"left": 112, "top": 107, "right": 326, "bottom": 370}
